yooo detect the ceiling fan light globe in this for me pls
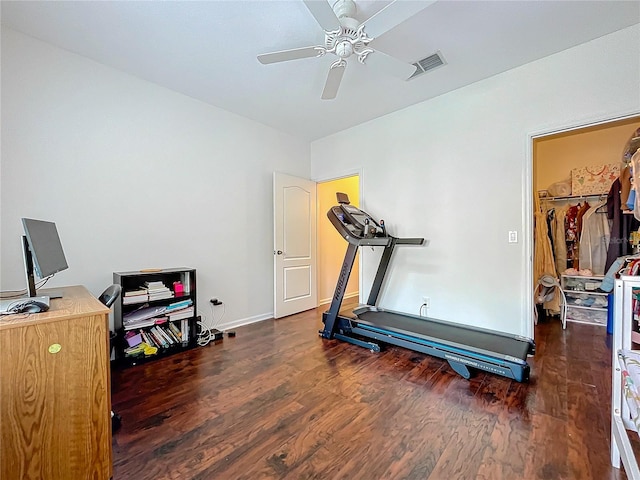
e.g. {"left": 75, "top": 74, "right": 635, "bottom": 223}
{"left": 336, "top": 41, "right": 353, "bottom": 58}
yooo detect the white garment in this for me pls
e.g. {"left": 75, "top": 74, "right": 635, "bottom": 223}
{"left": 579, "top": 200, "right": 610, "bottom": 275}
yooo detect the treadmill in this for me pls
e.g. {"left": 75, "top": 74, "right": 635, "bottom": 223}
{"left": 321, "top": 193, "right": 535, "bottom": 382}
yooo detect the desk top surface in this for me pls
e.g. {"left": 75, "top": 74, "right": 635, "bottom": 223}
{"left": 0, "top": 285, "right": 109, "bottom": 331}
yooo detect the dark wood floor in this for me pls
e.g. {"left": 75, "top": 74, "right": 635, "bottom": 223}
{"left": 111, "top": 308, "right": 631, "bottom": 479}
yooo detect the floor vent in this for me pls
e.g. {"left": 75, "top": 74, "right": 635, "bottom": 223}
{"left": 409, "top": 51, "right": 446, "bottom": 79}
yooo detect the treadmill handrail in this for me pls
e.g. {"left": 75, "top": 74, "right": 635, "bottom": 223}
{"left": 395, "top": 237, "right": 425, "bottom": 245}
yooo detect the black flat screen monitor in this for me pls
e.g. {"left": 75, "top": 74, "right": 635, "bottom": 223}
{"left": 21, "top": 218, "right": 68, "bottom": 297}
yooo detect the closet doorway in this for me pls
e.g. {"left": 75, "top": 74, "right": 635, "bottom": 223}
{"left": 532, "top": 116, "right": 640, "bottom": 331}
{"left": 317, "top": 174, "right": 360, "bottom": 307}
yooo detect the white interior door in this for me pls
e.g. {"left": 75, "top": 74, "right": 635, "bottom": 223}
{"left": 273, "top": 172, "right": 317, "bottom": 318}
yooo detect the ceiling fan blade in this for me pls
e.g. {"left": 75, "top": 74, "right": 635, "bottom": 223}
{"left": 303, "top": 0, "right": 341, "bottom": 32}
{"left": 362, "top": 0, "right": 436, "bottom": 39}
{"left": 365, "top": 51, "right": 417, "bottom": 80}
{"left": 321, "top": 63, "right": 346, "bottom": 100}
{"left": 257, "top": 46, "right": 322, "bottom": 65}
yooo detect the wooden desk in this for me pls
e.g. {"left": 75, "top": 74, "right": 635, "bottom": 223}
{"left": 0, "top": 285, "right": 112, "bottom": 480}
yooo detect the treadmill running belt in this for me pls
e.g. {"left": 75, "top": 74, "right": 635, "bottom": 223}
{"left": 354, "top": 310, "right": 530, "bottom": 360}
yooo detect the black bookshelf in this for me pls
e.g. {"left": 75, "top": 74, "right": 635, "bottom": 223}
{"left": 112, "top": 267, "right": 197, "bottom": 367}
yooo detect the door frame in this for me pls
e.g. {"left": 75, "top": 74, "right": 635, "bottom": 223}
{"left": 525, "top": 112, "right": 640, "bottom": 340}
{"left": 313, "top": 168, "right": 364, "bottom": 305}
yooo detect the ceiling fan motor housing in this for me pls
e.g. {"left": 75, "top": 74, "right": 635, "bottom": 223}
{"left": 332, "top": 0, "right": 357, "bottom": 19}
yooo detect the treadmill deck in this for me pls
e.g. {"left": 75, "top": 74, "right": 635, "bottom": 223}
{"left": 343, "top": 307, "right": 532, "bottom": 362}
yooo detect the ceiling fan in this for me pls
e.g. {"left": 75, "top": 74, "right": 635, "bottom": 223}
{"left": 257, "top": 0, "right": 435, "bottom": 100}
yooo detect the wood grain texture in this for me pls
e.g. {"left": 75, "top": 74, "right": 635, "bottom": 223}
{"left": 1, "top": 286, "right": 111, "bottom": 480}
{"left": 111, "top": 309, "right": 633, "bottom": 479}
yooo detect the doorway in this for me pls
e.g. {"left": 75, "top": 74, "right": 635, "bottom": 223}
{"left": 317, "top": 174, "right": 360, "bottom": 307}
{"left": 530, "top": 115, "right": 640, "bottom": 335}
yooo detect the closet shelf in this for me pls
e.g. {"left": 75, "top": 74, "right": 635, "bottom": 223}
{"left": 564, "top": 303, "right": 607, "bottom": 312}
{"left": 563, "top": 289, "right": 609, "bottom": 296}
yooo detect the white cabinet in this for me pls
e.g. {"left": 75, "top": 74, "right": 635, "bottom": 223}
{"left": 561, "top": 274, "right": 608, "bottom": 326}
{"left": 614, "top": 275, "right": 640, "bottom": 346}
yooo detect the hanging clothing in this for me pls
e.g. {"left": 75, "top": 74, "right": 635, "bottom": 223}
{"left": 579, "top": 200, "right": 610, "bottom": 275}
{"left": 534, "top": 196, "right": 558, "bottom": 282}
{"left": 565, "top": 204, "right": 580, "bottom": 269}
{"left": 606, "top": 178, "right": 640, "bottom": 272}
{"left": 547, "top": 209, "right": 556, "bottom": 254}
{"left": 553, "top": 204, "right": 569, "bottom": 275}
{"left": 534, "top": 196, "right": 560, "bottom": 314}
{"left": 620, "top": 165, "right": 632, "bottom": 210}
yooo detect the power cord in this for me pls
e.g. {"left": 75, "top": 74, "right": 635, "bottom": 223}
{"left": 419, "top": 303, "right": 428, "bottom": 317}
{"left": 197, "top": 302, "right": 226, "bottom": 347}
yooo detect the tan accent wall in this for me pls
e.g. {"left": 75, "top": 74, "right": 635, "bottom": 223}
{"left": 534, "top": 117, "right": 640, "bottom": 194}
{"left": 317, "top": 176, "right": 359, "bottom": 305}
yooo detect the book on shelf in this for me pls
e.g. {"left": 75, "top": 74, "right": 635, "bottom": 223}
{"left": 160, "top": 325, "right": 176, "bottom": 344}
{"left": 181, "top": 319, "right": 189, "bottom": 343}
{"left": 140, "top": 330, "right": 157, "bottom": 349}
{"left": 160, "top": 326, "right": 176, "bottom": 345}
{"left": 168, "top": 307, "right": 194, "bottom": 321}
{"left": 148, "top": 291, "right": 174, "bottom": 301}
{"left": 165, "top": 299, "right": 193, "bottom": 312}
{"left": 123, "top": 294, "right": 149, "bottom": 305}
{"left": 148, "top": 327, "right": 167, "bottom": 347}
{"left": 123, "top": 316, "right": 168, "bottom": 331}
{"left": 146, "top": 282, "right": 172, "bottom": 293}
{"left": 155, "top": 325, "right": 175, "bottom": 346}
{"left": 123, "top": 305, "right": 166, "bottom": 324}
{"left": 168, "top": 321, "right": 183, "bottom": 342}
{"left": 124, "top": 288, "right": 148, "bottom": 297}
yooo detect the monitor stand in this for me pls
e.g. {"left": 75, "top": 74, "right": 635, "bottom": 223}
{"left": 40, "top": 288, "right": 64, "bottom": 299}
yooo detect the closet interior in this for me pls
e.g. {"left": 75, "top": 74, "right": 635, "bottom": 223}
{"left": 533, "top": 117, "right": 640, "bottom": 327}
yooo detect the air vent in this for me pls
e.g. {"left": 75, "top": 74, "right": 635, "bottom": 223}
{"left": 409, "top": 51, "right": 446, "bottom": 80}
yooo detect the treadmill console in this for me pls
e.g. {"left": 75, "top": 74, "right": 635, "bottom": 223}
{"left": 329, "top": 193, "right": 386, "bottom": 240}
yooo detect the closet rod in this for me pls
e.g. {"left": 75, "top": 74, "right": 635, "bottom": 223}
{"left": 540, "top": 193, "right": 607, "bottom": 202}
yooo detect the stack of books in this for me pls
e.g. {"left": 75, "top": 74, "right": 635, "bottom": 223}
{"left": 165, "top": 299, "right": 194, "bottom": 321}
{"left": 145, "top": 281, "right": 174, "bottom": 301}
{"left": 122, "top": 288, "right": 149, "bottom": 305}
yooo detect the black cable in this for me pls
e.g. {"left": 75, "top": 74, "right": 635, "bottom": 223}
{"left": 0, "top": 275, "right": 53, "bottom": 299}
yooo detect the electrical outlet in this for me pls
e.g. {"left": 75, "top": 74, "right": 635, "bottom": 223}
{"left": 508, "top": 231, "right": 518, "bottom": 243}
{"left": 422, "top": 296, "right": 430, "bottom": 308}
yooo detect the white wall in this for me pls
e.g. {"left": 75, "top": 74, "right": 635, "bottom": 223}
{"left": 311, "top": 25, "right": 640, "bottom": 337}
{"left": 0, "top": 28, "right": 310, "bottom": 330}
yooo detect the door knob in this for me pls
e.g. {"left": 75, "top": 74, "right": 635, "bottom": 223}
{"left": 275, "top": 250, "right": 283, "bottom": 255}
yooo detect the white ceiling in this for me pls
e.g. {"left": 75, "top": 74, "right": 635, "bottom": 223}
{"left": 2, "top": 0, "right": 639, "bottom": 141}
